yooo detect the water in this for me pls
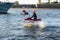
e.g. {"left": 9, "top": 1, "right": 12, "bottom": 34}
{"left": 0, "top": 8, "right": 60, "bottom": 40}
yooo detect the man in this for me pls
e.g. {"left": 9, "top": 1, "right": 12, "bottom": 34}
{"left": 30, "top": 10, "right": 37, "bottom": 20}
{"left": 23, "top": 10, "right": 28, "bottom": 15}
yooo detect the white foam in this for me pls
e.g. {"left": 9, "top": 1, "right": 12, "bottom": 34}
{"left": 38, "top": 21, "right": 46, "bottom": 29}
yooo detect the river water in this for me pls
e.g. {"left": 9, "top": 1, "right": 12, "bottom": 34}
{"left": 0, "top": 8, "right": 60, "bottom": 40}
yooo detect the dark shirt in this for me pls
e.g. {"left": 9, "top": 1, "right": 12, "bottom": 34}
{"left": 31, "top": 12, "right": 37, "bottom": 19}
{"left": 24, "top": 12, "right": 28, "bottom": 15}
{"left": 25, "top": 12, "right": 28, "bottom": 14}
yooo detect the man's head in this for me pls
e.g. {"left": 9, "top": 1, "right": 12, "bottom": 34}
{"left": 33, "top": 10, "right": 36, "bottom": 13}
{"left": 23, "top": 10, "right": 26, "bottom": 13}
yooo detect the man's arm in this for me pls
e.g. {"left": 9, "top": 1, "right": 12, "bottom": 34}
{"left": 30, "top": 15, "right": 34, "bottom": 18}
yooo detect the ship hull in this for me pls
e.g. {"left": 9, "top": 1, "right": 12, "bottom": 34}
{"left": 0, "top": 2, "right": 14, "bottom": 14}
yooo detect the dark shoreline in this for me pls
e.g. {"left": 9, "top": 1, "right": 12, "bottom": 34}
{"left": 12, "top": 4, "right": 60, "bottom": 9}
{"left": 12, "top": 7, "right": 60, "bottom": 9}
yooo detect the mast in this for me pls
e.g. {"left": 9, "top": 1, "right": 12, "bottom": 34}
{"left": 48, "top": 0, "right": 50, "bottom": 4}
{"left": 38, "top": 0, "right": 41, "bottom": 4}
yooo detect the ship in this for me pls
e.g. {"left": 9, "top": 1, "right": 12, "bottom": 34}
{"left": 0, "top": 2, "right": 14, "bottom": 14}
